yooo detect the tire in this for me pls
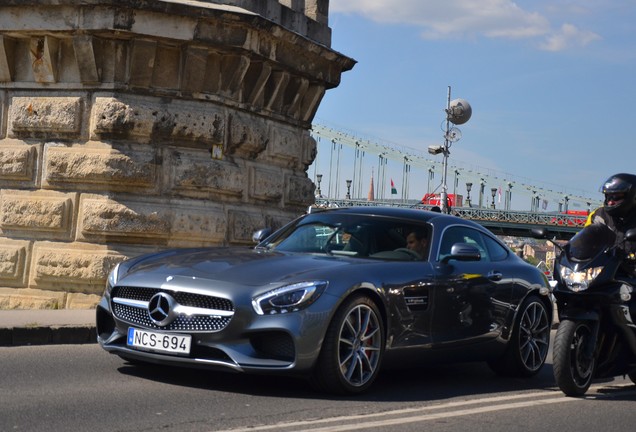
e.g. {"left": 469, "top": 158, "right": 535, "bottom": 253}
{"left": 310, "top": 295, "right": 385, "bottom": 395}
{"left": 553, "top": 319, "right": 596, "bottom": 396}
{"left": 488, "top": 295, "right": 551, "bottom": 377}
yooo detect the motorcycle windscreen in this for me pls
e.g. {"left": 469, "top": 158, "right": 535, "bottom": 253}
{"left": 566, "top": 223, "right": 616, "bottom": 262}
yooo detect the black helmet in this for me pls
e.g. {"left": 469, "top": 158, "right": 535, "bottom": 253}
{"left": 602, "top": 173, "right": 636, "bottom": 217}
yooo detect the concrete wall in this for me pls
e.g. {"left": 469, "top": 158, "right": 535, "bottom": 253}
{"left": 0, "top": 0, "right": 355, "bottom": 309}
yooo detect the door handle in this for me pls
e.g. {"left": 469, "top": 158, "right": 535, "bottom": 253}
{"left": 487, "top": 271, "right": 503, "bottom": 281}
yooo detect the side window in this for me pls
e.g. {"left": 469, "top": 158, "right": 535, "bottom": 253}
{"left": 483, "top": 235, "right": 509, "bottom": 262}
{"left": 438, "top": 226, "right": 490, "bottom": 262}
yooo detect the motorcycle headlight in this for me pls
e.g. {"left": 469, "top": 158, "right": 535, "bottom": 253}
{"left": 252, "top": 281, "right": 328, "bottom": 315}
{"left": 560, "top": 266, "right": 603, "bottom": 292}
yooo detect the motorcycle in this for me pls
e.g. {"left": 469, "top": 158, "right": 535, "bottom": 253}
{"left": 534, "top": 223, "right": 636, "bottom": 396}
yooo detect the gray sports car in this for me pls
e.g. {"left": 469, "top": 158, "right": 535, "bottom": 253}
{"left": 96, "top": 206, "right": 553, "bottom": 394}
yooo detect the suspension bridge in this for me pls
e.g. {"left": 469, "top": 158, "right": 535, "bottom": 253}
{"left": 309, "top": 124, "right": 601, "bottom": 239}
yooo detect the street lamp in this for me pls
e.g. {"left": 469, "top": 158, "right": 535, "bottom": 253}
{"left": 439, "top": 87, "right": 472, "bottom": 214}
{"left": 465, "top": 182, "right": 472, "bottom": 207}
{"left": 453, "top": 169, "right": 459, "bottom": 200}
{"left": 491, "top": 187, "right": 497, "bottom": 209}
{"left": 506, "top": 182, "right": 513, "bottom": 210}
{"left": 316, "top": 174, "right": 323, "bottom": 197}
{"left": 427, "top": 87, "right": 472, "bottom": 213}
{"left": 345, "top": 179, "right": 352, "bottom": 199}
{"left": 479, "top": 179, "right": 485, "bottom": 208}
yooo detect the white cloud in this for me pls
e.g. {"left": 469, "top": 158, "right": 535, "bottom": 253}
{"left": 538, "top": 23, "right": 602, "bottom": 51}
{"left": 329, "top": 0, "right": 601, "bottom": 51}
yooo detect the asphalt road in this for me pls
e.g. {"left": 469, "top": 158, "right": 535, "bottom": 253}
{"left": 2, "top": 341, "right": 636, "bottom": 432}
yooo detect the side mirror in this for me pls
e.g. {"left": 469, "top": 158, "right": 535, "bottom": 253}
{"left": 441, "top": 243, "right": 481, "bottom": 264}
{"left": 252, "top": 228, "right": 272, "bottom": 244}
{"left": 531, "top": 227, "right": 548, "bottom": 239}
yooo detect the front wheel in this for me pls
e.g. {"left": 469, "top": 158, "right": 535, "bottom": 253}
{"left": 488, "top": 295, "right": 551, "bottom": 377}
{"left": 553, "top": 319, "right": 596, "bottom": 396}
{"left": 310, "top": 295, "right": 385, "bottom": 395}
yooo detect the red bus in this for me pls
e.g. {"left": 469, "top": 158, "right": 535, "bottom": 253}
{"left": 421, "top": 193, "right": 463, "bottom": 207}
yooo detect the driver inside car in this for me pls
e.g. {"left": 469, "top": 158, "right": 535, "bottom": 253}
{"left": 405, "top": 230, "right": 429, "bottom": 260}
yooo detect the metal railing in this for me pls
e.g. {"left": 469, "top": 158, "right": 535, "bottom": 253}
{"left": 313, "top": 198, "right": 585, "bottom": 239}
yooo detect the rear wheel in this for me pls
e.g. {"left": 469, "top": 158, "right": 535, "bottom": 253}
{"left": 310, "top": 295, "right": 385, "bottom": 395}
{"left": 553, "top": 319, "right": 596, "bottom": 396}
{"left": 488, "top": 295, "right": 551, "bottom": 376}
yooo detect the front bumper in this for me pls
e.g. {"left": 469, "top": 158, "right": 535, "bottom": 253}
{"left": 96, "top": 291, "right": 331, "bottom": 374}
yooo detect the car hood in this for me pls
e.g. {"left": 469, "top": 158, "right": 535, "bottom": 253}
{"left": 120, "top": 247, "right": 353, "bottom": 287}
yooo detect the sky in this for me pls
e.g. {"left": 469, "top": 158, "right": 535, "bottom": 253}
{"left": 310, "top": 0, "right": 636, "bottom": 211}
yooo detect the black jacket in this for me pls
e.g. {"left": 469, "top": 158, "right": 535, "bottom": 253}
{"left": 586, "top": 207, "right": 636, "bottom": 273}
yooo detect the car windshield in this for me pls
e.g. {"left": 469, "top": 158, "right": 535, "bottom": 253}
{"left": 260, "top": 213, "right": 431, "bottom": 260}
{"left": 566, "top": 223, "right": 616, "bottom": 262}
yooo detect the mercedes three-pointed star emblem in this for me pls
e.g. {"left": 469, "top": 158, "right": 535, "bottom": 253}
{"left": 147, "top": 292, "right": 177, "bottom": 326}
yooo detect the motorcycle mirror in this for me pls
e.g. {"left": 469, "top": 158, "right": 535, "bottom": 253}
{"left": 530, "top": 228, "right": 548, "bottom": 239}
{"left": 625, "top": 228, "right": 636, "bottom": 242}
{"left": 531, "top": 227, "right": 564, "bottom": 253}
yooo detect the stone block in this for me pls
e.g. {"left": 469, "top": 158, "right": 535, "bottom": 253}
{"left": 227, "top": 111, "right": 268, "bottom": 158}
{"left": 287, "top": 174, "right": 314, "bottom": 206}
{"left": 0, "top": 190, "right": 75, "bottom": 240}
{"left": 8, "top": 96, "right": 83, "bottom": 138}
{"left": 78, "top": 195, "right": 228, "bottom": 245}
{"left": 43, "top": 143, "right": 158, "bottom": 192}
{"left": 268, "top": 124, "right": 301, "bottom": 168}
{"left": 31, "top": 243, "right": 125, "bottom": 294}
{"left": 228, "top": 208, "right": 268, "bottom": 244}
{"left": 66, "top": 293, "right": 100, "bottom": 309}
{"left": 0, "top": 239, "right": 30, "bottom": 287}
{"left": 169, "top": 148, "right": 244, "bottom": 199}
{"left": 0, "top": 140, "right": 38, "bottom": 183}
{"left": 228, "top": 207, "right": 296, "bottom": 244}
{"left": 300, "top": 132, "right": 317, "bottom": 168}
{"left": 0, "top": 287, "right": 66, "bottom": 309}
{"left": 250, "top": 166, "right": 284, "bottom": 202}
{"left": 91, "top": 96, "right": 226, "bottom": 144}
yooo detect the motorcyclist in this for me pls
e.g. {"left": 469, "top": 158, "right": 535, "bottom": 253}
{"left": 585, "top": 173, "right": 636, "bottom": 273}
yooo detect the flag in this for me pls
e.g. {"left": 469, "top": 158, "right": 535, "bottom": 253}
{"left": 498, "top": 186, "right": 502, "bottom": 204}
{"left": 390, "top": 178, "right": 397, "bottom": 195}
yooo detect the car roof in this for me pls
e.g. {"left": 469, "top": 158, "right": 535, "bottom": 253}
{"left": 308, "top": 205, "right": 487, "bottom": 231}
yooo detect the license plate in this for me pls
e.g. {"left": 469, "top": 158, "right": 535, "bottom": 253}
{"left": 127, "top": 327, "right": 191, "bottom": 355}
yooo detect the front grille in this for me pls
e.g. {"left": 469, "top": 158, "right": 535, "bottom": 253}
{"left": 111, "top": 286, "right": 234, "bottom": 332}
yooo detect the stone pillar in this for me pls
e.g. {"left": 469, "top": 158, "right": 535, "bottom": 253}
{"left": 0, "top": 0, "right": 355, "bottom": 309}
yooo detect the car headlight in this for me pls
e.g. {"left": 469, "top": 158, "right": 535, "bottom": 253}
{"left": 252, "top": 281, "right": 328, "bottom": 315}
{"left": 560, "top": 266, "right": 603, "bottom": 292}
{"left": 105, "top": 263, "right": 121, "bottom": 294}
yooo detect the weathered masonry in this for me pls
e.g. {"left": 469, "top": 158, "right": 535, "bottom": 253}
{"left": 0, "top": 0, "right": 355, "bottom": 309}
